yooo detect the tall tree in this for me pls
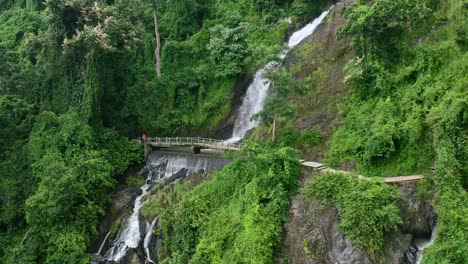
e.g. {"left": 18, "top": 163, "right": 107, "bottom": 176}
{"left": 154, "top": 1, "right": 161, "bottom": 77}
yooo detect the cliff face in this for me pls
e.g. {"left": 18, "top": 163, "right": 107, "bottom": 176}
{"left": 278, "top": 170, "right": 435, "bottom": 264}
{"left": 283, "top": 0, "right": 355, "bottom": 162}
{"left": 277, "top": 1, "right": 436, "bottom": 263}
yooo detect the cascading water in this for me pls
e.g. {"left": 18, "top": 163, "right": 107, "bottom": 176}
{"left": 143, "top": 217, "right": 158, "bottom": 264}
{"left": 227, "top": 6, "right": 333, "bottom": 142}
{"left": 94, "top": 8, "right": 333, "bottom": 263}
{"left": 96, "top": 152, "right": 229, "bottom": 263}
{"left": 96, "top": 231, "right": 111, "bottom": 256}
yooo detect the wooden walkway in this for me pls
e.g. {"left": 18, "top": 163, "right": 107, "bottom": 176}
{"left": 301, "top": 161, "right": 424, "bottom": 184}
{"left": 383, "top": 175, "right": 424, "bottom": 183}
{"left": 147, "top": 137, "right": 243, "bottom": 152}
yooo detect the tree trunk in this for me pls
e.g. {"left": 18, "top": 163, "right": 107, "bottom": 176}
{"left": 153, "top": 8, "right": 161, "bottom": 77}
{"left": 272, "top": 113, "right": 277, "bottom": 142}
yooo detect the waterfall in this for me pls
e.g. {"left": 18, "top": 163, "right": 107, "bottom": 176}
{"left": 227, "top": 6, "right": 333, "bottom": 142}
{"left": 229, "top": 61, "right": 276, "bottom": 142}
{"left": 94, "top": 7, "right": 333, "bottom": 263}
{"left": 97, "top": 152, "right": 230, "bottom": 262}
{"left": 287, "top": 9, "right": 332, "bottom": 48}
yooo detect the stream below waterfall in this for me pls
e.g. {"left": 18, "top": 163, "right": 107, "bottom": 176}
{"left": 92, "top": 7, "right": 333, "bottom": 263}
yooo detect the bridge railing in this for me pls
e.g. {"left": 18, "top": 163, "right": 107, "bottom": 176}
{"left": 148, "top": 137, "right": 244, "bottom": 149}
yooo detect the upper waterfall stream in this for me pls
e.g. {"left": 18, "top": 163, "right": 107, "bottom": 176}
{"left": 228, "top": 6, "right": 332, "bottom": 142}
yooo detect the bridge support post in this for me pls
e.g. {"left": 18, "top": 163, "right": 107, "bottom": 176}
{"left": 192, "top": 146, "right": 201, "bottom": 154}
{"left": 144, "top": 142, "right": 151, "bottom": 159}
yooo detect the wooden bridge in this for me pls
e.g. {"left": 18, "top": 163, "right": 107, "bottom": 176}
{"left": 301, "top": 161, "right": 425, "bottom": 184}
{"left": 147, "top": 137, "right": 243, "bottom": 153}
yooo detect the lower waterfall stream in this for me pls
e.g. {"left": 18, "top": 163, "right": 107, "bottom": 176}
{"left": 94, "top": 152, "right": 229, "bottom": 263}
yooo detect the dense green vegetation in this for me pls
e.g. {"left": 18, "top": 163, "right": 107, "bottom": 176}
{"left": 1, "top": 0, "right": 466, "bottom": 263}
{"left": 0, "top": 0, "right": 331, "bottom": 136}
{"left": 142, "top": 144, "right": 301, "bottom": 263}
{"left": 324, "top": 0, "right": 467, "bottom": 263}
{"left": 0, "top": 103, "right": 141, "bottom": 263}
{"left": 305, "top": 173, "right": 401, "bottom": 261}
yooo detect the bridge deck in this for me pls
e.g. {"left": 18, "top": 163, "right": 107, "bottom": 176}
{"left": 148, "top": 137, "right": 243, "bottom": 151}
{"left": 301, "top": 161, "right": 424, "bottom": 184}
{"left": 384, "top": 175, "right": 424, "bottom": 183}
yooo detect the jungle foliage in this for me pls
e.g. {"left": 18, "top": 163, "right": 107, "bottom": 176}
{"left": 1, "top": 0, "right": 467, "bottom": 263}
{"left": 0, "top": 0, "right": 331, "bottom": 136}
{"left": 0, "top": 107, "right": 142, "bottom": 263}
{"left": 0, "top": 0, "right": 330, "bottom": 262}
{"left": 326, "top": 0, "right": 467, "bottom": 263}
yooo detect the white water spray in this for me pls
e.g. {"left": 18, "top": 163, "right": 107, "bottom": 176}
{"left": 288, "top": 9, "right": 331, "bottom": 48}
{"left": 227, "top": 6, "right": 333, "bottom": 142}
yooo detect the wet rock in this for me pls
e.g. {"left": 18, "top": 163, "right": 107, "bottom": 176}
{"left": 146, "top": 219, "right": 162, "bottom": 264}
{"left": 384, "top": 233, "right": 413, "bottom": 264}
{"left": 89, "top": 186, "right": 142, "bottom": 253}
{"left": 398, "top": 182, "right": 435, "bottom": 237}
{"left": 326, "top": 209, "right": 373, "bottom": 264}
{"left": 124, "top": 248, "right": 145, "bottom": 264}
{"left": 278, "top": 191, "right": 371, "bottom": 264}
{"left": 278, "top": 182, "right": 425, "bottom": 264}
{"left": 403, "top": 243, "right": 419, "bottom": 264}
{"left": 278, "top": 167, "right": 437, "bottom": 264}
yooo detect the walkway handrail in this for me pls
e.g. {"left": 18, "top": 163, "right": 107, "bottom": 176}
{"left": 148, "top": 137, "right": 244, "bottom": 149}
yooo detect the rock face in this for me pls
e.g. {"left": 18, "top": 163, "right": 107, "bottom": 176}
{"left": 278, "top": 191, "right": 372, "bottom": 264}
{"left": 278, "top": 170, "right": 435, "bottom": 264}
{"left": 282, "top": 0, "right": 355, "bottom": 162}
{"left": 276, "top": 0, "right": 437, "bottom": 262}
{"left": 89, "top": 186, "right": 142, "bottom": 254}
{"left": 398, "top": 182, "right": 436, "bottom": 236}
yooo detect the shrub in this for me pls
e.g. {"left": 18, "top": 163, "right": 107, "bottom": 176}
{"left": 305, "top": 173, "right": 402, "bottom": 261}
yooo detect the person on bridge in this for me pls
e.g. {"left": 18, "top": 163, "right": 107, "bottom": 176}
{"left": 142, "top": 132, "right": 148, "bottom": 143}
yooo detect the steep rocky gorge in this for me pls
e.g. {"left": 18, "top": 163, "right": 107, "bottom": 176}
{"left": 274, "top": 2, "right": 437, "bottom": 263}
